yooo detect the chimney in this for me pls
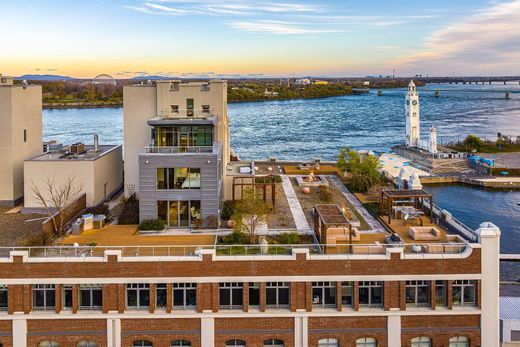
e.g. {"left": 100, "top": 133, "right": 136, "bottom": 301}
{"left": 94, "top": 134, "right": 99, "bottom": 151}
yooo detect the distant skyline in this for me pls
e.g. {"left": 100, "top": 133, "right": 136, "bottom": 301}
{"left": 1, "top": 0, "right": 519, "bottom": 78}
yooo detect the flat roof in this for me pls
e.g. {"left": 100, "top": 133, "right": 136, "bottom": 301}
{"left": 148, "top": 116, "right": 216, "bottom": 126}
{"left": 500, "top": 297, "right": 520, "bottom": 320}
{"left": 28, "top": 144, "right": 121, "bottom": 162}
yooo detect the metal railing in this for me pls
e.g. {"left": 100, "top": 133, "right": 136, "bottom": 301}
{"left": 423, "top": 198, "right": 479, "bottom": 242}
{"left": 144, "top": 145, "right": 214, "bottom": 154}
{"left": 0, "top": 242, "right": 471, "bottom": 259}
{"left": 159, "top": 108, "right": 214, "bottom": 118}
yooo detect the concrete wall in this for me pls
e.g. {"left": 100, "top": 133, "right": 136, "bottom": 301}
{"left": 0, "top": 84, "right": 42, "bottom": 206}
{"left": 93, "top": 146, "right": 123, "bottom": 203}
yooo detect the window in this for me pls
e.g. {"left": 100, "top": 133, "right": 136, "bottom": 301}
{"left": 411, "top": 337, "right": 431, "bottom": 347}
{"left": 186, "top": 99, "right": 194, "bottom": 117}
{"left": 406, "top": 281, "right": 430, "bottom": 307}
{"left": 263, "top": 339, "right": 283, "bottom": 347}
{"left": 266, "top": 282, "right": 290, "bottom": 309}
{"left": 171, "top": 105, "right": 179, "bottom": 113}
{"left": 133, "top": 341, "right": 153, "bottom": 347}
{"left": 312, "top": 282, "right": 336, "bottom": 308}
{"left": 356, "top": 337, "right": 377, "bottom": 347}
{"left": 249, "top": 282, "right": 260, "bottom": 307}
{"left": 153, "top": 125, "right": 213, "bottom": 148}
{"left": 358, "top": 281, "right": 383, "bottom": 308}
{"left": 173, "top": 283, "right": 196, "bottom": 309}
{"left": 452, "top": 280, "right": 476, "bottom": 307}
{"left": 79, "top": 284, "right": 102, "bottom": 310}
{"left": 0, "top": 285, "right": 7, "bottom": 311}
{"left": 126, "top": 284, "right": 150, "bottom": 310}
{"left": 156, "top": 283, "right": 167, "bottom": 309}
{"left": 202, "top": 105, "right": 210, "bottom": 113}
{"left": 61, "top": 285, "right": 73, "bottom": 310}
{"left": 341, "top": 281, "right": 353, "bottom": 307}
{"left": 39, "top": 342, "right": 59, "bottom": 347}
{"left": 171, "top": 340, "right": 191, "bottom": 346}
{"left": 24, "top": 129, "right": 27, "bottom": 142}
{"left": 157, "top": 200, "right": 201, "bottom": 228}
{"left": 156, "top": 168, "right": 201, "bottom": 190}
{"left": 226, "top": 340, "right": 245, "bottom": 347}
{"left": 318, "top": 339, "right": 338, "bottom": 347}
{"left": 33, "top": 284, "right": 56, "bottom": 311}
{"left": 219, "top": 283, "right": 243, "bottom": 309}
{"left": 435, "top": 281, "right": 447, "bottom": 307}
{"left": 77, "top": 341, "right": 98, "bottom": 347}
{"left": 449, "top": 336, "right": 469, "bottom": 347}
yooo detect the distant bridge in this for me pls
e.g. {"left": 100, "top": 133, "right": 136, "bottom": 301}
{"left": 415, "top": 76, "right": 520, "bottom": 84}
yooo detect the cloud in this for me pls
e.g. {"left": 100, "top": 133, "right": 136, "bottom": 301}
{"left": 227, "top": 20, "right": 345, "bottom": 35}
{"left": 394, "top": 0, "right": 520, "bottom": 75}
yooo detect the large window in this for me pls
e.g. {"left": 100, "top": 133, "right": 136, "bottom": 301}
{"left": 79, "top": 284, "right": 102, "bottom": 310}
{"left": 133, "top": 341, "right": 153, "bottom": 347}
{"left": 171, "top": 340, "right": 191, "bottom": 346}
{"left": 406, "top": 281, "right": 430, "bottom": 307}
{"left": 39, "top": 342, "right": 59, "bottom": 347}
{"left": 452, "top": 280, "right": 477, "bottom": 307}
{"left": 153, "top": 126, "right": 213, "bottom": 148}
{"left": 341, "top": 281, "right": 353, "bottom": 307}
{"left": 312, "top": 282, "right": 336, "bottom": 308}
{"left": 249, "top": 282, "right": 260, "bottom": 308}
{"left": 318, "top": 339, "right": 338, "bottom": 347}
{"left": 266, "top": 282, "right": 290, "bottom": 309}
{"left": 156, "top": 168, "right": 201, "bottom": 190}
{"left": 411, "top": 337, "right": 431, "bottom": 347}
{"left": 263, "top": 339, "right": 284, "bottom": 347}
{"left": 156, "top": 283, "right": 167, "bottom": 309}
{"left": 33, "top": 284, "right": 56, "bottom": 311}
{"left": 126, "top": 284, "right": 150, "bottom": 310}
{"left": 173, "top": 283, "right": 196, "bottom": 309}
{"left": 226, "top": 340, "right": 245, "bottom": 347}
{"left": 186, "top": 99, "right": 194, "bottom": 117}
{"left": 435, "top": 281, "right": 447, "bottom": 307}
{"left": 62, "top": 284, "right": 73, "bottom": 311}
{"left": 0, "top": 285, "right": 7, "bottom": 311}
{"left": 449, "top": 336, "right": 469, "bottom": 347}
{"left": 157, "top": 200, "right": 201, "bottom": 227}
{"left": 356, "top": 337, "right": 377, "bottom": 347}
{"left": 359, "top": 281, "right": 383, "bottom": 308}
{"left": 219, "top": 283, "right": 243, "bottom": 309}
{"left": 77, "top": 342, "right": 98, "bottom": 347}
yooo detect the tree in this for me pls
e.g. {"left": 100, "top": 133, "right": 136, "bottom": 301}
{"left": 463, "top": 134, "right": 483, "bottom": 152}
{"left": 30, "top": 177, "right": 83, "bottom": 236}
{"left": 336, "top": 146, "right": 382, "bottom": 193}
{"left": 336, "top": 146, "right": 360, "bottom": 175}
{"left": 232, "top": 188, "right": 269, "bottom": 244}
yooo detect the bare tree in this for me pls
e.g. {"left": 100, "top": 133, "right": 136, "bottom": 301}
{"left": 30, "top": 176, "right": 83, "bottom": 236}
{"left": 232, "top": 188, "right": 269, "bottom": 243}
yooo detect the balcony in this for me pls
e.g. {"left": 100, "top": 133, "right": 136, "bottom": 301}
{"left": 158, "top": 108, "right": 214, "bottom": 119}
{"left": 144, "top": 145, "right": 214, "bottom": 154}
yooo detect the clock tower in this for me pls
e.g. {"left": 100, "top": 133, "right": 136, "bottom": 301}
{"left": 405, "top": 80, "right": 420, "bottom": 147}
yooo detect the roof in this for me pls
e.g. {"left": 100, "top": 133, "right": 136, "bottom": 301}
{"left": 500, "top": 297, "right": 520, "bottom": 320}
{"left": 314, "top": 204, "right": 350, "bottom": 226}
{"left": 382, "top": 189, "right": 432, "bottom": 199}
{"left": 28, "top": 144, "right": 121, "bottom": 162}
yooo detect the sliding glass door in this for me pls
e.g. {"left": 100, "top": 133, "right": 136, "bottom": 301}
{"left": 158, "top": 200, "right": 201, "bottom": 227}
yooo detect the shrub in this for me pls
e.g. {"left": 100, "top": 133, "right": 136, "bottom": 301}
{"left": 318, "top": 185, "right": 333, "bottom": 203}
{"left": 119, "top": 193, "right": 139, "bottom": 225}
{"left": 349, "top": 174, "right": 374, "bottom": 193}
{"left": 84, "top": 203, "right": 109, "bottom": 216}
{"left": 22, "top": 230, "right": 53, "bottom": 247}
{"left": 221, "top": 201, "right": 236, "bottom": 220}
{"left": 205, "top": 215, "right": 218, "bottom": 228}
{"left": 221, "top": 231, "right": 250, "bottom": 244}
{"left": 139, "top": 218, "right": 165, "bottom": 231}
{"left": 278, "top": 232, "right": 300, "bottom": 244}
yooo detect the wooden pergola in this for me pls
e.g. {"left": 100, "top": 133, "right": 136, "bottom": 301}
{"left": 380, "top": 189, "right": 433, "bottom": 224}
{"left": 313, "top": 204, "right": 352, "bottom": 245}
{"left": 232, "top": 175, "right": 277, "bottom": 211}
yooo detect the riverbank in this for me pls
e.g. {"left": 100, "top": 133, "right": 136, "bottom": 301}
{"left": 44, "top": 102, "right": 122, "bottom": 109}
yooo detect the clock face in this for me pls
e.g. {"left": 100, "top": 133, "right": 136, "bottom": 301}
{"left": 412, "top": 100, "right": 418, "bottom": 106}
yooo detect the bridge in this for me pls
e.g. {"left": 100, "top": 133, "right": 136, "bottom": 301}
{"left": 415, "top": 76, "right": 520, "bottom": 84}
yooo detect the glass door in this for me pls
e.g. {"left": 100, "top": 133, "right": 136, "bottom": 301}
{"left": 179, "top": 201, "right": 189, "bottom": 226}
{"left": 169, "top": 201, "right": 179, "bottom": 227}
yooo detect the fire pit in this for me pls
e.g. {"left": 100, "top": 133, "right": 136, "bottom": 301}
{"left": 295, "top": 172, "right": 329, "bottom": 187}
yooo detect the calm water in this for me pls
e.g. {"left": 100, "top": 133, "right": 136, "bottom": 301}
{"left": 42, "top": 83, "right": 520, "bottom": 279}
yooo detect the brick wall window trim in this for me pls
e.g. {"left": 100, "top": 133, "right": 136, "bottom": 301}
{"left": 171, "top": 340, "right": 191, "bottom": 346}
{"left": 449, "top": 336, "right": 469, "bottom": 347}
{"left": 452, "top": 280, "right": 477, "bottom": 307}
{"left": 79, "top": 284, "right": 103, "bottom": 310}
{"left": 263, "top": 339, "right": 284, "bottom": 346}
{"left": 173, "top": 283, "right": 197, "bottom": 309}
{"left": 219, "top": 282, "right": 244, "bottom": 310}
{"left": 358, "top": 281, "right": 383, "bottom": 308}
{"left": 0, "top": 285, "right": 7, "bottom": 311}
{"left": 38, "top": 341, "right": 59, "bottom": 347}
{"left": 356, "top": 337, "right": 377, "bottom": 347}
{"left": 312, "top": 281, "right": 336, "bottom": 309}
{"left": 155, "top": 283, "right": 168, "bottom": 309}
{"left": 341, "top": 281, "right": 353, "bottom": 307}
{"left": 436, "top": 281, "right": 447, "bottom": 307}
{"left": 126, "top": 283, "right": 150, "bottom": 310}
{"left": 318, "top": 338, "right": 339, "bottom": 346}
{"left": 133, "top": 340, "right": 153, "bottom": 347}
{"left": 61, "top": 284, "right": 73, "bottom": 310}
{"left": 249, "top": 282, "right": 260, "bottom": 308}
{"left": 32, "top": 284, "right": 56, "bottom": 311}
{"left": 266, "top": 282, "right": 290, "bottom": 309}
{"left": 411, "top": 336, "right": 432, "bottom": 347}
{"left": 226, "top": 339, "right": 246, "bottom": 346}
{"left": 405, "top": 280, "right": 431, "bottom": 308}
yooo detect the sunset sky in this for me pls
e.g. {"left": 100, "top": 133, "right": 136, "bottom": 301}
{"left": 1, "top": 0, "right": 519, "bottom": 78}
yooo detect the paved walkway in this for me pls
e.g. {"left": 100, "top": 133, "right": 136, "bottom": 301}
{"left": 280, "top": 175, "right": 312, "bottom": 234}
{"left": 328, "top": 176, "right": 385, "bottom": 233}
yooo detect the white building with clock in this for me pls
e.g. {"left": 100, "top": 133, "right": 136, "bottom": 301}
{"left": 405, "top": 80, "right": 437, "bottom": 154}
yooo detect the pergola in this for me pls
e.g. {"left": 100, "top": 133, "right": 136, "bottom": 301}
{"left": 313, "top": 204, "right": 352, "bottom": 245}
{"left": 232, "top": 175, "right": 277, "bottom": 211}
{"left": 380, "top": 189, "right": 433, "bottom": 224}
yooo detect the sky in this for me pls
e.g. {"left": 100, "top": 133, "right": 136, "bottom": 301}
{"left": 0, "top": 0, "right": 519, "bottom": 78}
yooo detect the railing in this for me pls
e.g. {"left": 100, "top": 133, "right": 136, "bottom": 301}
{"left": 158, "top": 108, "right": 214, "bottom": 118}
{"left": 144, "top": 145, "right": 214, "bottom": 154}
{"left": 423, "top": 199, "right": 479, "bottom": 242}
{"left": 0, "top": 242, "right": 471, "bottom": 259}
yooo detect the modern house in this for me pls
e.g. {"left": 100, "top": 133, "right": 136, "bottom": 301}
{"left": 123, "top": 80, "right": 230, "bottom": 226}
{"left": 0, "top": 75, "right": 42, "bottom": 206}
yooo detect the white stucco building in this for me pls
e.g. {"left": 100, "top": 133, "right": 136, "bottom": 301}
{"left": 405, "top": 80, "right": 438, "bottom": 154}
